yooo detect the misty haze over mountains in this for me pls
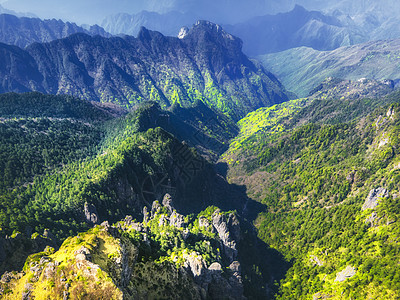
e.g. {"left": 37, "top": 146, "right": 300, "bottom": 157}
{"left": 2, "top": 0, "right": 400, "bottom": 26}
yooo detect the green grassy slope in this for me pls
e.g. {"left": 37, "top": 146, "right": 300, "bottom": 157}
{"left": 258, "top": 39, "right": 400, "bottom": 97}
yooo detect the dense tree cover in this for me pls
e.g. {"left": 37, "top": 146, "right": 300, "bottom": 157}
{"left": 0, "top": 94, "right": 218, "bottom": 241}
{"left": 0, "top": 125, "right": 202, "bottom": 239}
{"left": 0, "top": 118, "right": 102, "bottom": 191}
{"left": 225, "top": 94, "right": 400, "bottom": 298}
{"left": 0, "top": 92, "right": 115, "bottom": 120}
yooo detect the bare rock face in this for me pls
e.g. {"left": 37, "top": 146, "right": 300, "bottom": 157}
{"left": 170, "top": 211, "right": 186, "bottom": 228}
{"left": 362, "top": 188, "right": 389, "bottom": 210}
{"left": 335, "top": 266, "right": 356, "bottom": 282}
{"left": 212, "top": 210, "right": 240, "bottom": 263}
{"left": 151, "top": 201, "right": 162, "bottom": 218}
{"left": 162, "top": 193, "right": 174, "bottom": 213}
{"left": 183, "top": 251, "right": 207, "bottom": 278}
{"left": 142, "top": 206, "right": 149, "bottom": 223}
{"left": 203, "top": 260, "right": 245, "bottom": 300}
{"left": 199, "top": 216, "right": 212, "bottom": 229}
{"left": 178, "top": 26, "right": 189, "bottom": 39}
{"left": 84, "top": 202, "right": 99, "bottom": 225}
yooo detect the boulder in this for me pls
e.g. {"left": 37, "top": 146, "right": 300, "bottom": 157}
{"left": 208, "top": 262, "right": 222, "bottom": 272}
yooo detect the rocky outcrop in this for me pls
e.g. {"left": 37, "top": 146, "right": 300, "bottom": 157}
{"left": 335, "top": 266, "right": 357, "bottom": 282}
{"left": 178, "top": 26, "right": 190, "bottom": 39}
{"left": 162, "top": 193, "right": 174, "bottom": 213}
{"left": 310, "top": 255, "right": 324, "bottom": 267}
{"left": 212, "top": 210, "right": 241, "bottom": 263}
{"left": 181, "top": 250, "right": 245, "bottom": 300}
{"left": 0, "top": 229, "right": 57, "bottom": 275}
{"left": 170, "top": 211, "right": 186, "bottom": 228}
{"left": 84, "top": 202, "right": 99, "bottom": 225}
{"left": 362, "top": 187, "right": 389, "bottom": 210}
{"left": 1, "top": 194, "right": 246, "bottom": 299}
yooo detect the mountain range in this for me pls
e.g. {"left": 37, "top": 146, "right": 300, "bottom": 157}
{"left": 0, "top": 13, "right": 110, "bottom": 48}
{"left": 225, "top": 5, "right": 366, "bottom": 56}
{"left": 100, "top": 4, "right": 400, "bottom": 58}
{"left": 258, "top": 39, "right": 400, "bottom": 96}
{"left": 0, "top": 20, "right": 290, "bottom": 120}
{"left": 101, "top": 10, "right": 197, "bottom": 37}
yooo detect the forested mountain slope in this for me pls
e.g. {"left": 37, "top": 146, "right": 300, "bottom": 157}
{"left": 222, "top": 82, "right": 400, "bottom": 299}
{"left": 0, "top": 92, "right": 288, "bottom": 299}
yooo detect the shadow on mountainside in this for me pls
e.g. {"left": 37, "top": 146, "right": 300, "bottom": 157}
{"left": 210, "top": 162, "right": 290, "bottom": 299}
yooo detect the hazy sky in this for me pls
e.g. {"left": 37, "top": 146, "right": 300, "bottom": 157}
{"left": 0, "top": 0, "right": 300, "bottom": 24}
{"left": 1, "top": 0, "right": 398, "bottom": 25}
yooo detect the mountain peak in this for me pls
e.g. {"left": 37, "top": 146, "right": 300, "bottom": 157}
{"left": 292, "top": 4, "right": 307, "bottom": 12}
{"left": 190, "top": 20, "right": 237, "bottom": 41}
{"left": 178, "top": 26, "right": 189, "bottom": 39}
{"left": 181, "top": 20, "right": 243, "bottom": 54}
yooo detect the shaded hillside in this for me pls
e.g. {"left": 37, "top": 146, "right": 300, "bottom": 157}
{"left": 0, "top": 92, "right": 286, "bottom": 299}
{"left": 0, "top": 92, "right": 259, "bottom": 252}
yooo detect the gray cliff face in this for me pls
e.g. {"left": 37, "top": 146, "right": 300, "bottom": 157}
{"left": 362, "top": 187, "right": 389, "bottom": 211}
{"left": 84, "top": 202, "right": 99, "bottom": 225}
{"left": 335, "top": 266, "right": 357, "bottom": 282}
{"left": 212, "top": 209, "right": 240, "bottom": 263}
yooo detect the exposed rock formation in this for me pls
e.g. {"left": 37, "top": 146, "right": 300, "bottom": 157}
{"left": 84, "top": 202, "right": 100, "bottom": 225}
{"left": 212, "top": 209, "right": 241, "bottom": 263}
{"left": 362, "top": 187, "right": 389, "bottom": 210}
{"left": 335, "top": 266, "right": 357, "bottom": 282}
{"left": 0, "top": 198, "right": 246, "bottom": 299}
